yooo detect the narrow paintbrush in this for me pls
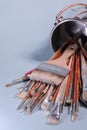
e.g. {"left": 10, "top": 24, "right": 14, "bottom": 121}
{"left": 71, "top": 50, "right": 81, "bottom": 121}
{"left": 6, "top": 69, "right": 34, "bottom": 87}
{"left": 6, "top": 76, "right": 30, "bottom": 87}
{"left": 80, "top": 53, "right": 87, "bottom": 106}
{"left": 45, "top": 85, "right": 60, "bottom": 117}
{"left": 41, "top": 85, "right": 54, "bottom": 110}
{"left": 81, "top": 46, "right": 87, "bottom": 59}
{"left": 64, "top": 53, "right": 75, "bottom": 110}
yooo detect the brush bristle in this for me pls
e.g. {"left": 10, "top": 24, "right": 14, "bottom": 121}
{"left": 17, "top": 92, "right": 27, "bottom": 99}
{"left": 45, "top": 111, "right": 50, "bottom": 117}
{"left": 41, "top": 101, "right": 47, "bottom": 110}
{"left": 20, "top": 108, "right": 26, "bottom": 112}
{"left": 30, "top": 69, "right": 64, "bottom": 86}
{"left": 26, "top": 108, "right": 31, "bottom": 116}
{"left": 47, "top": 116, "right": 59, "bottom": 125}
{"left": 71, "top": 115, "right": 77, "bottom": 122}
{"left": 17, "top": 100, "right": 25, "bottom": 110}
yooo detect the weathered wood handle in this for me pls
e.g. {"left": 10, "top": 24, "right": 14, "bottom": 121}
{"left": 81, "top": 54, "right": 87, "bottom": 90}
{"left": 46, "top": 44, "right": 78, "bottom": 69}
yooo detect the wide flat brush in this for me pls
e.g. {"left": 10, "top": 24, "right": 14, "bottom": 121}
{"left": 30, "top": 44, "right": 78, "bottom": 86}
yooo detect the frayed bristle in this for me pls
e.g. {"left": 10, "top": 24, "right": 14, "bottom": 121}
{"left": 26, "top": 108, "right": 31, "bottom": 116}
{"left": 16, "top": 92, "right": 27, "bottom": 99}
{"left": 47, "top": 116, "right": 59, "bottom": 125}
{"left": 71, "top": 114, "right": 77, "bottom": 122}
{"left": 30, "top": 69, "right": 64, "bottom": 86}
{"left": 45, "top": 111, "right": 50, "bottom": 117}
{"left": 17, "top": 100, "right": 25, "bottom": 110}
{"left": 20, "top": 108, "right": 26, "bottom": 112}
{"left": 41, "top": 101, "right": 47, "bottom": 110}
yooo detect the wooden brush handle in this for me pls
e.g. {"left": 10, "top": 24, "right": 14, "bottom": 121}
{"left": 52, "top": 85, "right": 60, "bottom": 102}
{"left": 46, "top": 44, "right": 78, "bottom": 68}
{"left": 64, "top": 54, "right": 75, "bottom": 98}
{"left": 81, "top": 53, "right": 87, "bottom": 90}
{"left": 81, "top": 47, "right": 87, "bottom": 59}
{"left": 44, "top": 85, "right": 54, "bottom": 102}
{"left": 55, "top": 76, "right": 68, "bottom": 103}
{"left": 24, "top": 81, "right": 39, "bottom": 100}
{"left": 50, "top": 37, "right": 77, "bottom": 60}
{"left": 55, "top": 57, "right": 72, "bottom": 103}
{"left": 73, "top": 50, "right": 81, "bottom": 103}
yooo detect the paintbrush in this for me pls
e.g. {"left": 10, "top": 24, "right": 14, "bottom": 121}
{"left": 63, "top": 54, "right": 75, "bottom": 115}
{"left": 82, "top": 46, "right": 87, "bottom": 59}
{"left": 47, "top": 76, "right": 68, "bottom": 125}
{"left": 30, "top": 43, "right": 78, "bottom": 86}
{"left": 50, "top": 37, "right": 77, "bottom": 60}
{"left": 45, "top": 85, "right": 60, "bottom": 117}
{"left": 26, "top": 85, "right": 50, "bottom": 115}
{"left": 47, "top": 57, "right": 72, "bottom": 125}
{"left": 6, "top": 76, "right": 30, "bottom": 87}
{"left": 71, "top": 49, "right": 81, "bottom": 121}
{"left": 41, "top": 85, "right": 54, "bottom": 110}
{"left": 6, "top": 69, "right": 34, "bottom": 87}
{"left": 64, "top": 53, "right": 75, "bottom": 110}
{"left": 80, "top": 52, "right": 87, "bottom": 106}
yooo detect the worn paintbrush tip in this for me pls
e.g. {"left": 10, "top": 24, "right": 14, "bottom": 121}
{"left": 17, "top": 100, "right": 25, "bottom": 110}
{"left": 26, "top": 109, "right": 31, "bottom": 116}
{"left": 47, "top": 116, "right": 59, "bottom": 125}
{"left": 45, "top": 111, "right": 50, "bottom": 117}
{"left": 41, "top": 102, "right": 47, "bottom": 110}
{"left": 71, "top": 115, "right": 77, "bottom": 122}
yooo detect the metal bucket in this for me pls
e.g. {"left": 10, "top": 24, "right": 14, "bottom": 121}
{"left": 50, "top": 3, "right": 87, "bottom": 51}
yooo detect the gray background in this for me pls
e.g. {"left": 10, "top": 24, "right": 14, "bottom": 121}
{"left": 0, "top": 0, "right": 87, "bottom": 129}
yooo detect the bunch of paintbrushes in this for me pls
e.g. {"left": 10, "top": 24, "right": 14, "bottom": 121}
{"left": 6, "top": 37, "right": 87, "bottom": 125}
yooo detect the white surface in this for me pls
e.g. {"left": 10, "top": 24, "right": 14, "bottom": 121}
{"left": 0, "top": 0, "right": 87, "bottom": 129}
